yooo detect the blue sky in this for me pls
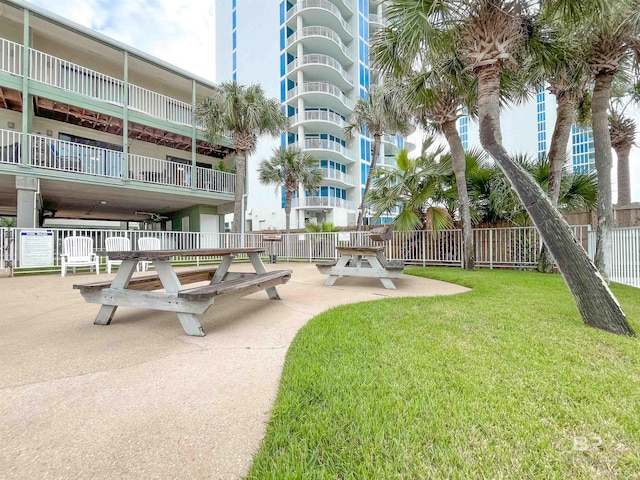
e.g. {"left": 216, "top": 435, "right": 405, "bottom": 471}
{"left": 27, "top": 0, "right": 217, "bottom": 81}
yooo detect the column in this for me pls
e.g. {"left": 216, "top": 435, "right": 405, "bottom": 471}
{"left": 16, "top": 176, "right": 39, "bottom": 228}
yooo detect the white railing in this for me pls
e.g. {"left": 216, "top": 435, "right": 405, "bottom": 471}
{"left": 286, "top": 81, "right": 354, "bottom": 109}
{"left": 302, "top": 138, "right": 351, "bottom": 159}
{"left": 320, "top": 167, "right": 354, "bottom": 185}
{"left": 5, "top": 225, "right": 639, "bottom": 289}
{"left": 287, "top": 27, "right": 351, "bottom": 59}
{"left": 286, "top": 0, "right": 351, "bottom": 35}
{"left": 128, "top": 84, "right": 193, "bottom": 126}
{"left": 0, "top": 129, "right": 22, "bottom": 164}
{"left": 18, "top": 132, "right": 235, "bottom": 194}
{"left": 195, "top": 166, "right": 235, "bottom": 194}
{"left": 297, "top": 196, "right": 355, "bottom": 209}
{"left": 590, "top": 227, "right": 640, "bottom": 288}
{"left": 376, "top": 156, "right": 396, "bottom": 168}
{"left": 287, "top": 54, "right": 353, "bottom": 85}
{"left": 0, "top": 38, "right": 23, "bottom": 76}
{"left": 30, "top": 49, "right": 125, "bottom": 105}
{"left": 29, "top": 134, "right": 124, "bottom": 177}
{"left": 290, "top": 110, "right": 346, "bottom": 128}
{"left": 382, "top": 134, "right": 402, "bottom": 149}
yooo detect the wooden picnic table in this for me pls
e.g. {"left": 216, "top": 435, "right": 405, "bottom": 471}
{"left": 74, "top": 248, "right": 291, "bottom": 336}
{"left": 316, "top": 245, "right": 404, "bottom": 290}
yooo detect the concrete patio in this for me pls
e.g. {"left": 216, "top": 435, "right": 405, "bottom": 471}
{"left": 0, "top": 262, "right": 468, "bottom": 479}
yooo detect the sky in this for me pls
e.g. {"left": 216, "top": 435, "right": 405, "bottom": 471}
{"left": 27, "top": 0, "right": 217, "bottom": 81}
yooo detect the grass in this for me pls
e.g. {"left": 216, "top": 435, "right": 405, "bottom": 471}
{"left": 247, "top": 268, "right": 640, "bottom": 479}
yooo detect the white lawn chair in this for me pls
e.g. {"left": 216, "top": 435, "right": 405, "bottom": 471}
{"left": 105, "top": 236, "right": 131, "bottom": 274}
{"left": 60, "top": 236, "right": 100, "bottom": 277}
{"left": 137, "top": 237, "right": 161, "bottom": 272}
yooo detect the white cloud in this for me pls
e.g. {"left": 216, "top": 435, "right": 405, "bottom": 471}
{"left": 27, "top": 0, "right": 216, "bottom": 81}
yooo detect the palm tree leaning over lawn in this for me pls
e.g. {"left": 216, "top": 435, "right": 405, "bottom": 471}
{"left": 577, "top": 0, "right": 640, "bottom": 279}
{"left": 258, "top": 146, "right": 322, "bottom": 234}
{"left": 344, "top": 84, "right": 412, "bottom": 230}
{"left": 195, "top": 82, "right": 288, "bottom": 233}
{"left": 368, "top": 143, "right": 453, "bottom": 232}
{"left": 382, "top": 0, "right": 634, "bottom": 335}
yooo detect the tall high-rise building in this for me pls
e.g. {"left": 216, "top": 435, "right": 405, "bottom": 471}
{"left": 216, "top": 0, "right": 410, "bottom": 230}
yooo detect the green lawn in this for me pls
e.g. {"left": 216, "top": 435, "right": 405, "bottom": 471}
{"left": 247, "top": 268, "right": 640, "bottom": 479}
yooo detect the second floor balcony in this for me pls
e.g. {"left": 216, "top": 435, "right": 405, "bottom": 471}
{"left": 0, "top": 130, "right": 235, "bottom": 195}
{"left": 0, "top": 38, "right": 204, "bottom": 129}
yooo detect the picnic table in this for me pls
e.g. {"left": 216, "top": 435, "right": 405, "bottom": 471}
{"left": 74, "top": 248, "right": 291, "bottom": 336}
{"left": 316, "top": 245, "right": 404, "bottom": 290}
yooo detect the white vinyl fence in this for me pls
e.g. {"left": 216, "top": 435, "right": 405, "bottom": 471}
{"left": 1, "top": 226, "right": 638, "bottom": 288}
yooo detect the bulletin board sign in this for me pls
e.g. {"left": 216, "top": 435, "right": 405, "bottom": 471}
{"left": 20, "top": 230, "right": 54, "bottom": 268}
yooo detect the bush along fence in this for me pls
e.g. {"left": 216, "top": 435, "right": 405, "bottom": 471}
{"left": 1, "top": 225, "right": 638, "bottom": 288}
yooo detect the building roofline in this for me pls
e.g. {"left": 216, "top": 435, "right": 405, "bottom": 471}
{"left": 2, "top": 0, "right": 219, "bottom": 89}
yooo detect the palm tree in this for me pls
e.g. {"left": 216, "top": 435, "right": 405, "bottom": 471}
{"left": 609, "top": 79, "right": 639, "bottom": 209}
{"left": 381, "top": 0, "right": 633, "bottom": 335}
{"left": 344, "top": 84, "right": 412, "bottom": 230}
{"left": 575, "top": 0, "right": 640, "bottom": 278}
{"left": 368, "top": 144, "right": 453, "bottom": 232}
{"left": 257, "top": 146, "right": 322, "bottom": 234}
{"left": 195, "top": 82, "right": 288, "bottom": 233}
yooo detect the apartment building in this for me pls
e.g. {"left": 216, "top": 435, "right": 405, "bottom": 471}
{"left": 216, "top": 0, "right": 413, "bottom": 230}
{"left": 0, "top": 0, "right": 236, "bottom": 233}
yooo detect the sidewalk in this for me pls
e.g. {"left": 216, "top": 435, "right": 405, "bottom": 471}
{"left": 0, "top": 263, "right": 468, "bottom": 479}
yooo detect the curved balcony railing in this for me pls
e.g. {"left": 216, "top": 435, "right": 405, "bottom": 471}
{"left": 296, "top": 195, "right": 355, "bottom": 209}
{"left": 320, "top": 167, "right": 354, "bottom": 185}
{"left": 369, "top": 14, "right": 386, "bottom": 26}
{"left": 375, "top": 156, "right": 397, "bottom": 169}
{"left": 287, "top": 54, "right": 353, "bottom": 85}
{"left": 286, "top": 81, "right": 354, "bottom": 109}
{"left": 285, "top": 0, "right": 351, "bottom": 37}
{"left": 302, "top": 138, "right": 350, "bottom": 158}
{"left": 290, "top": 110, "right": 346, "bottom": 128}
{"left": 286, "top": 26, "right": 351, "bottom": 61}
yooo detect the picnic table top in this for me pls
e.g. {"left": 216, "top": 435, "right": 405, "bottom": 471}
{"left": 100, "top": 247, "right": 266, "bottom": 260}
{"left": 336, "top": 245, "right": 385, "bottom": 254}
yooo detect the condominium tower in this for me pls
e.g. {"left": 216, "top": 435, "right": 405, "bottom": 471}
{"left": 216, "top": 0, "right": 411, "bottom": 230}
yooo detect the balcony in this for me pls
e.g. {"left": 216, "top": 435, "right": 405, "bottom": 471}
{"left": 285, "top": 0, "right": 353, "bottom": 42}
{"left": 286, "top": 27, "right": 353, "bottom": 66}
{"left": 1, "top": 39, "right": 200, "bottom": 129}
{"left": 301, "top": 138, "right": 353, "bottom": 164}
{"left": 286, "top": 54, "right": 353, "bottom": 91}
{"left": 369, "top": 14, "right": 386, "bottom": 28}
{"left": 0, "top": 130, "right": 235, "bottom": 195}
{"left": 293, "top": 195, "right": 355, "bottom": 210}
{"left": 375, "top": 156, "right": 397, "bottom": 170}
{"left": 290, "top": 110, "right": 346, "bottom": 136}
{"left": 286, "top": 81, "right": 353, "bottom": 113}
{"left": 320, "top": 167, "right": 354, "bottom": 186}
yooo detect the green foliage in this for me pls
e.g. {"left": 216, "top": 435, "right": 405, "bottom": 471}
{"left": 304, "top": 222, "right": 339, "bottom": 233}
{"left": 248, "top": 268, "right": 640, "bottom": 479}
{"left": 0, "top": 217, "right": 17, "bottom": 227}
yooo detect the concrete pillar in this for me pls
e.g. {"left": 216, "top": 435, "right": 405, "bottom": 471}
{"left": 16, "top": 176, "right": 39, "bottom": 228}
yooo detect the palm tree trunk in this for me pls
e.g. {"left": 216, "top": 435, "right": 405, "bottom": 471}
{"left": 538, "top": 95, "right": 577, "bottom": 273}
{"left": 284, "top": 192, "right": 292, "bottom": 235}
{"left": 592, "top": 72, "right": 615, "bottom": 281}
{"left": 615, "top": 143, "right": 631, "bottom": 206}
{"left": 357, "top": 135, "right": 381, "bottom": 230}
{"left": 476, "top": 65, "right": 633, "bottom": 336}
{"left": 442, "top": 120, "right": 474, "bottom": 270}
{"left": 232, "top": 150, "right": 246, "bottom": 234}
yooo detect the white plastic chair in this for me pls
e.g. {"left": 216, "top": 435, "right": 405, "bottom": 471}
{"left": 60, "top": 236, "right": 100, "bottom": 277}
{"left": 105, "top": 237, "right": 131, "bottom": 274}
{"left": 137, "top": 237, "right": 161, "bottom": 272}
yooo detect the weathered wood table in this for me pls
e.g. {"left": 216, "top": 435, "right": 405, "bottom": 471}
{"left": 316, "top": 245, "right": 404, "bottom": 289}
{"left": 74, "top": 248, "right": 291, "bottom": 336}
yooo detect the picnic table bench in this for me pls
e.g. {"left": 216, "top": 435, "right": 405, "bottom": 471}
{"left": 316, "top": 245, "right": 404, "bottom": 289}
{"left": 74, "top": 248, "right": 291, "bottom": 336}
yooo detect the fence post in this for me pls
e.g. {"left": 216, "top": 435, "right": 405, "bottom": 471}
{"left": 489, "top": 229, "right": 493, "bottom": 270}
{"left": 422, "top": 230, "right": 426, "bottom": 267}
